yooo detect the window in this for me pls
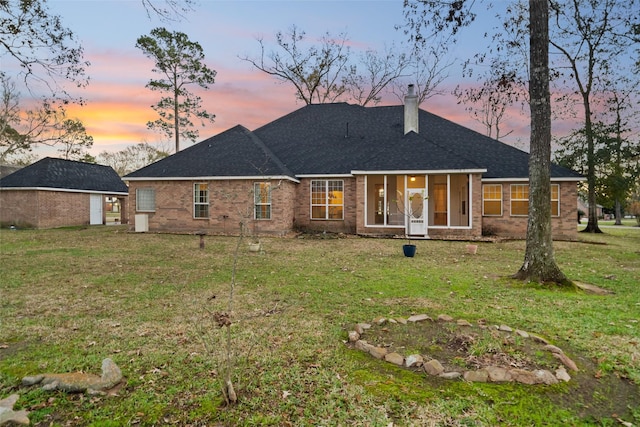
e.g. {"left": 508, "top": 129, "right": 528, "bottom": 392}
{"left": 510, "top": 184, "right": 560, "bottom": 217}
{"left": 254, "top": 182, "right": 271, "bottom": 220}
{"left": 510, "top": 184, "right": 529, "bottom": 216}
{"left": 193, "top": 183, "right": 209, "bottom": 218}
{"left": 136, "top": 188, "right": 155, "bottom": 212}
{"left": 551, "top": 184, "right": 559, "bottom": 217}
{"left": 311, "top": 180, "right": 344, "bottom": 220}
{"left": 483, "top": 184, "right": 503, "bottom": 216}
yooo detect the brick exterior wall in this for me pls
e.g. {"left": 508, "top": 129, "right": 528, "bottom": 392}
{"left": 292, "top": 177, "right": 357, "bottom": 234}
{"left": 127, "top": 179, "right": 297, "bottom": 236}
{"left": 481, "top": 181, "right": 578, "bottom": 239}
{"left": 0, "top": 189, "right": 113, "bottom": 228}
{"left": 127, "top": 177, "right": 579, "bottom": 240}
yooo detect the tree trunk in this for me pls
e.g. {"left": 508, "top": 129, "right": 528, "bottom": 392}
{"left": 581, "top": 93, "right": 602, "bottom": 233}
{"left": 514, "top": 0, "right": 570, "bottom": 286}
{"left": 174, "top": 84, "right": 180, "bottom": 153}
{"left": 615, "top": 198, "right": 622, "bottom": 225}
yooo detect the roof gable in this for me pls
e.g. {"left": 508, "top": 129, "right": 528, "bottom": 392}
{"left": 125, "top": 125, "right": 294, "bottom": 179}
{"left": 0, "top": 157, "right": 128, "bottom": 193}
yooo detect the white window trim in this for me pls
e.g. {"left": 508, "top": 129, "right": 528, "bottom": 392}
{"left": 310, "top": 179, "right": 344, "bottom": 220}
{"left": 193, "top": 182, "right": 209, "bottom": 219}
{"left": 254, "top": 182, "right": 272, "bottom": 220}
{"left": 136, "top": 188, "right": 156, "bottom": 212}
{"left": 482, "top": 184, "right": 503, "bottom": 217}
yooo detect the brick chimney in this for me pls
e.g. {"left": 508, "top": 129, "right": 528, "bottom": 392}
{"left": 404, "top": 84, "right": 419, "bottom": 135}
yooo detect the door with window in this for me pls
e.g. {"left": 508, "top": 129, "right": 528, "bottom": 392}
{"left": 406, "top": 189, "right": 427, "bottom": 236}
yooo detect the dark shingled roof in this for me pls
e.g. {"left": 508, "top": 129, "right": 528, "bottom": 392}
{"left": 0, "top": 157, "right": 128, "bottom": 193}
{"left": 124, "top": 103, "right": 582, "bottom": 180}
{"left": 126, "top": 125, "right": 294, "bottom": 179}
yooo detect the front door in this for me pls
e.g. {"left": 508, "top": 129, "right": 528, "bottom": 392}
{"left": 406, "top": 189, "right": 427, "bottom": 236}
{"left": 90, "top": 194, "right": 103, "bottom": 225}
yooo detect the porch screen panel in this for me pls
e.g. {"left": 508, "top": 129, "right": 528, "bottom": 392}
{"left": 433, "top": 184, "right": 447, "bottom": 225}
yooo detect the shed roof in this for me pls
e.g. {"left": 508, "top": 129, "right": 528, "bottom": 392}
{"left": 0, "top": 157, "right": 128, "bottom": 194}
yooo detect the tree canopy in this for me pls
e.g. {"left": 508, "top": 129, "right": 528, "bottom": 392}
{"left": 136, "top": 27, "right": 216, "bottom": 153}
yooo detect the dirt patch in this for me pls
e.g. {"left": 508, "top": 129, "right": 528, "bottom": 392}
{"left": 351, "top": 319, "right": 640, "bottom": 422}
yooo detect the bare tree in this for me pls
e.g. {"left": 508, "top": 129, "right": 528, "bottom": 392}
{"left": 241, "top": 26, "right": 352, "bottom": 105}
{"left": 55, "top": 118, "right": 94, "bottom": 160}
{"left": 343, "top": 45, "right": 409, "bottom": 106}
{"left": 98, "top": 142, "right": 170, "bottom": 176}
{"left": 242, "top": 26, "right": 411, "bottom": 106}
{"left": 0, "top": 0, "right": 89, "bottom": 100}
{"left": 140, "top": 0, "right": 195, "bottom": 21}
{"left": 453, "top": 67, "right": 524, "bottom": 140}
{"left": 391, "top": 43, "right": 453, "bottom": 104}
{"left": 548, "top": 0, "right": 639, "bottom": 233}
{"left": 0, "top": 75, "right": 93, "bottom": 163}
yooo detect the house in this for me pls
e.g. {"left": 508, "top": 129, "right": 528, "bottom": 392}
{"left": 0, "top": 157, "right": 128, "bottom": 228}
{"left": 124, "top": 88, "right": 583, "bottom": 240}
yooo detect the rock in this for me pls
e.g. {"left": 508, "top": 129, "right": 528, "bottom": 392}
{"left": 405, "top": 354, "right": 424, "bottom": 368}
{"left": 552, "top": 352, "right": 579, "bottom": 372}
{"left": 437, "top": 314, "right": 454, "bottom": 322}
{"left": 424, "top": 359, "right": 445, "bottom": 376}
{"left": 457, "top": 319, "right": 472, "bottom": 327}
{"left": 384, "top": 352, "right": 404, "bottom": 366}
{"left": 369, "top": 346, "right": 388, "bottom": 360}
{"left": 396, "top": 317, "right": 408, "bottom": 325}
{"left": 463, "top": 370, "right": 489, "bottom": 383}
{"left": 21, "top": 375, "right": 45, "bottom": 386}
{"left": 22, "top": 358, "right": 123, "bottom": 393}
{"left": 0, "top": 394, "right": 30, "bottom": 426}
{"left": 485, "top": 366, "right": 512, "bottom": 382}
{"left": 515, "top": 329, "right": 529, "bottom": 338}
{"left": 533, "top": 370, "right": 558, "bottom": 385}
{"left": 348, "top": 330, "right": 360, "bottom": 342}
{"left": 439, "top": 371, "right": 462, "bottom": 380}
{"left": 373, "top": 316, "right": 387, "bottom": 325}
{"left": 555, "top": 367, "right": 571, "bottom": 382}
{"left": 408, "top": 314, "right": 432, "bottom": 323}
{"left": 530, "top": 334, "right": 550, "bottom": 345}
{"left": 510, "top": 369, "right": 537, "bottom": 385}
{"left": 498, "top": 325, "right": 513, "bottom": 332}
{"left": 356, "top": 323, "right": 371, "bottom": 334}
{"left": 355, "top": 340, "right": 373, "bottom": 352}
{"left": 543, "top": 344, "right": 564, "bottom": 355}
{"left": 388, "top": 318, "right": 398, "bottom": 324}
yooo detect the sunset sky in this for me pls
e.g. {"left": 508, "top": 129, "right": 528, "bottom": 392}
{"left": 12, "top": 1, "right": 559, "bottom": 157}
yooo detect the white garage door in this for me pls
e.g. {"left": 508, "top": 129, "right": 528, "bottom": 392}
{"left": 90, "top": 194, "right": 103, "bottom": 225}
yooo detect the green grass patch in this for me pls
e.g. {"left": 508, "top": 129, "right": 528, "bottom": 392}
{"left": 1, "top": 226, "right": 639, "bottom": 425}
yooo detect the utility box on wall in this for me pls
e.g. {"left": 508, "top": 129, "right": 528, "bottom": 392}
{"left": 135, "top": 214, "right": 148, "bottom": 232}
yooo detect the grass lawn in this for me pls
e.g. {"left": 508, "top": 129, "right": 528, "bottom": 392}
{"left": 1, "top": 226, "right": 639, "bottom": 426}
